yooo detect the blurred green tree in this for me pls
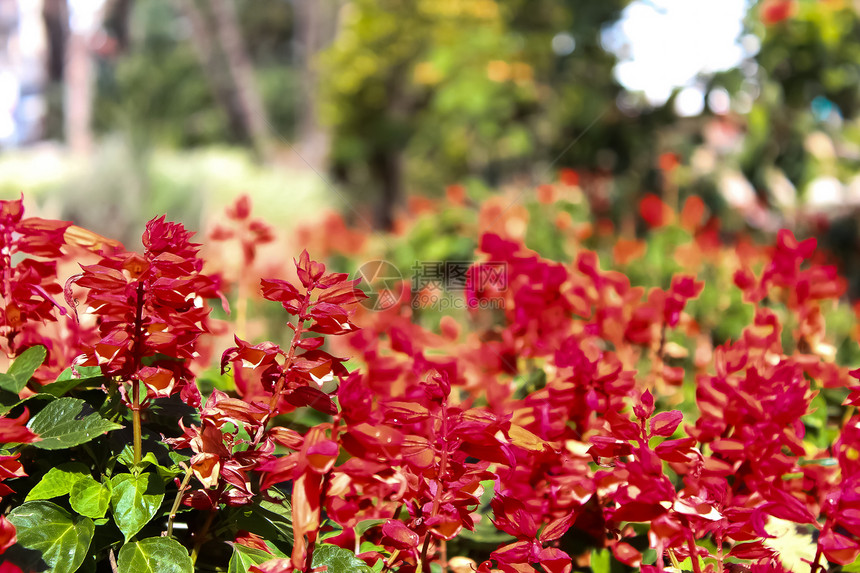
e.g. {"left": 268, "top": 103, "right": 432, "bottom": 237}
{"left": 319, "top": 0, "right": 635, "bottom": 229}
{"left": 742, "top": 0, "right": 860, "bottom": 200}
{"left": 94, "top": 0, "right": 295, "bottom": 152}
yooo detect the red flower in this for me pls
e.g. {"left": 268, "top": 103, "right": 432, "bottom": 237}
{"left": 0, "top": 195, "right": 70, "bottom": 356}
{"left": 65, "top": 216, "right": 221, "bottom": 406}
{"left": 0, "top": 409, "right": 39, "bottom": 444}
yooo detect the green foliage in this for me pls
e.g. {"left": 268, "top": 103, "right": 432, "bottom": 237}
{"left": 109, "top": 472, "right": 166, "bottom": 542}
{"left": 590, "top": 548, "right": 611, "bottom": 573}
{"left": 741, "top": 1, "right": 860, "bottom": 203}
{"left": 95, "top": 1, "right": 227, "bottom": 147}
{"left": 319, "top": 0, "right": 631, "bottom": 200}
{"left": 95, "top": 0, "right": 296, "bottom": 149}
{"left": 232, "top": 489, "right": 294, "bottom": 554}
{"left": 311, "top": 543, "right": 374, "bottom": 573}
{"left": 42, "top": 366, "right": 108, "bottom": 397}
{"left": 228, "top": 544, "right": 277, "bottom": 573}
{"left": 8, "top": 501, "right": 95, "bottom": 573}
{"left": 70, "top": 476, "right": 112, "bottom": 520}
{"left": 25, "top": 462, "right": 92, "bottom": 502}
{"left": 27, "top": 398, "right": 123, "bottom": 450}
{"left": 116, "top": 537, "right": 194, "bottom": 573}
{"left": 0, "top": 346, "right": 47, "bottom": 394}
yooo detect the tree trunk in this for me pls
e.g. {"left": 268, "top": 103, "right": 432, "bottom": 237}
{"left": 172, "top": 0, "right": 271, "bottom": 160}
{"left": 42, "top": 0, "right": 67, "bottom": 82}
{"left": 65, "top": 3, "right": 100, "bottom": 155}
{"left": 208, "top": 0, "right": 272, "bottom": 160}
{"left": 292, "top": 0, "right": 341, "bottom": 168}
{"left": 170, "top": 0, "right": 246, "bottom": 143}
{"left": 103, "top": 0, "right": 133, "bottom": 52}
{"left": 370, "top": 150, "right": 402, "bottom": 231}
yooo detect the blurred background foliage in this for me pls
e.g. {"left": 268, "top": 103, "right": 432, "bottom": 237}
{"left": 1, "top": 0, "right": 860, "bottom": 289}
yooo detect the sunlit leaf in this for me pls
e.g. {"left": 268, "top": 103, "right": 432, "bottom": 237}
{"left": 25, "top": 462, "right": 90, "bottom": 502}
{"left": 8, "top": 501, "right": 94, "bottom": 573}
{"left": 110, "top": 472, "right": 165, "bottom": 542}
{"left": 69, "top": 476, "right": 111, "bottom": 519}
{"left": 27, "top": 398, "right": 122, "bottom": 450}
{"left": 117, "top": 537, "right": 192, "bottom": 573}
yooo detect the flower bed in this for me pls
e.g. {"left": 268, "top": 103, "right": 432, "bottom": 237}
{"left": 0, "top": 190, "right": 858, "bottom": 573}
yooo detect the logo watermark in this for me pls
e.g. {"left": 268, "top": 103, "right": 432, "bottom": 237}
{"left": 354, "top": 259, "right": 507, "bottom": 312}
{"left": 354, "top": 260, "right": 403, "bottom": 311}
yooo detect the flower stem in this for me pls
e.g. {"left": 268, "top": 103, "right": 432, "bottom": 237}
{"left": 810, "top": 543, "right": 823, "bottom": 573}
{"left": 686, "top": 536, "right": 703, "bottom": 573}
{"left": 131, "top": 378, "right": 142, "bottom": 466}
{"left": 420, "top": 404, "right": 450, "bottom": 572}
{"left": 304, "top": 535, "right": 317, "bottom": 573}
{"left": 381, "top": 550, "right": 401, "bottom": 572}
{"left": 131, "top": 281, "right": 146, "bottom": 466}
{"left": 236, "top": 276, "right": 249, "bottom": 340}
{"left": 304, "top": 417, "right": 340, "bottom": 573}
{"left": 166, "top": 464, "right": 194, "bottom": 537}
{"left": 716, "top": 531, "right": 724, "bottom": 573}
{"left": 262, "top": 291, "right": 312, "bottom": 428}
{"left": 191, "top": 509, "right": 217, "bottom": 565}
{"left": 667, "top": 548, "right": 681, "bottom": 570}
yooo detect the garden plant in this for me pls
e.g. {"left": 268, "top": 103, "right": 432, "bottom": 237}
{"left": 0, "top": 185, "right": 858, "bottom": 573}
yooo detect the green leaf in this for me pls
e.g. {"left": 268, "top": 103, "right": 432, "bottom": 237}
{"left": 42, "top": 365, "right": 106, "bottom": 397}
{"left": 311, "top": 544, "right": 373, "bottom": 573}
{"left": 358, "top": 540, "right": 385, "bottom": 553}
{"left": 590, "top": 549, "right": 610, "bottom": 573}
{"left": 117, "top": 446, "right": 182, "bottom": 479}
{"left": 234, "top": 489, "right": 293, "bottom": 552}
{"left": 0, "top": 392, "right": 55, "bottom": 416}
{"left": 798, "top": 457, "right": 838, "bottom": 466}
{"left": 228, "top": 544, "right": 275, "bottom": 573}
{"left": 25, "top": 462, "right": 91, "bottom": 501}
{"left": 110, "top": 472, "right": 165, "bottom": 542}
{"left": 58, "top": 365, "right": 105, "bottom": 381}
{"left": 0, "top": 346, "right": 47, "bottom": 393}
{"left": 70, "top": 476, "right": 111, "bottom": 519}
{"left": 27, "top": 397, "right": 123, "bottom": 449}
{"left": 116, "top": 445, "right": 136, "bottom": 468}
{"left": 355, "top": 518, "right": 386, "bottom": 538}
{"left": 117, "top": 537, "right": 193, "bottom": 573}
{"left": 8, "top": 500, "right": 94, "bottom": 573}
{"left": 0, "top": 386, "right": 20, "bottom": 410}
{"left": 0, "top": 373, "right": 17, "bottom": 394}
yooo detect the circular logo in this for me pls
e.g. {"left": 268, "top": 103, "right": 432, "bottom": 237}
{"left": 353, "top": 260, "right": 402, "bottom": 311}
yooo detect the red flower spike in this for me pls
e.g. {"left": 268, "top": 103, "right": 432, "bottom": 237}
{"left": 249, "top": 558, "right": 293, "bottom": 573}
{"left": 0, "top": 195, "right": 71, "bottom": 355}
{"left": 654, "top": 437, "right": 698, "bottom": 463}
{"left": 728, "top": 541, "right": 775, "bottom": 560}
{"left": 539, "top": 512, "right": 577, "bottom": 543}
